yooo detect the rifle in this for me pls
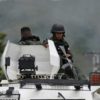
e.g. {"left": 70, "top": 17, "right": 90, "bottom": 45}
{"left": 59, "top": 46, "right": 79, "bottom": 80}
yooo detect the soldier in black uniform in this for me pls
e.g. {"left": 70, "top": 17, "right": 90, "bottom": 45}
{"left": 19, "top": 27, "right": 40, "bottom": 45}
{"left": 43, "top": 24, "right": 75, "bottom": 78}
{"left": 43, "top": 24, "right": 82, "bottom": 90}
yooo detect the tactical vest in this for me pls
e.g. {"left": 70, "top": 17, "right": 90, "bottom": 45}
{"left": 51, "top": 38, "right": 69, "bottom": 56}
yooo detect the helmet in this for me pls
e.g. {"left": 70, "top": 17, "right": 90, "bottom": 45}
{"left": 51, "top": 24, "right": 65, "bottom": 34}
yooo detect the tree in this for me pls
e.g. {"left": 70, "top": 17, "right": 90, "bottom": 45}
{"left": 0, "top": 33, "right": 6, "bottom": 56}
{"left": 0, "top": 32, "right": 6, "bottom": 80}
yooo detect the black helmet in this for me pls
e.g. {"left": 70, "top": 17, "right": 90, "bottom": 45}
{"left": 51, "top": 24, "right": 65, "bottom": 34}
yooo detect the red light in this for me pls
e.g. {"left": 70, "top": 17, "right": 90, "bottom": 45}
{"left": 90, "top": 73, "right": 100, "bottom": 85}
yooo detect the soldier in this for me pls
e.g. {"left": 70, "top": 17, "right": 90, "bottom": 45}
{"left": 19, "top": 27, "right": 40, "bottom": 45}
{"left": 43, "top": 24, "right": 85, "bottom": 90}
{"left": 43, "top": 24, "right": 75, "bottom": 78}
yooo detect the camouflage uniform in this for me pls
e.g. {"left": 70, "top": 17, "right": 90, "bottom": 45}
{"left": 19, "top": 36, "right": 41, "bottom": 45}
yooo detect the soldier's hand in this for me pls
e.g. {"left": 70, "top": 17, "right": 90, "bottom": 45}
{"left": 43, "top": 44, "right": 48, "bottom": 48}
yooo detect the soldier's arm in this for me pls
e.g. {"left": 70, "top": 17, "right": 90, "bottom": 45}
{"left": 42, "top": 39, "right": 49, "bottom": 48}
{"left": 42, "top": 37, "right": 53, "bottom": 48}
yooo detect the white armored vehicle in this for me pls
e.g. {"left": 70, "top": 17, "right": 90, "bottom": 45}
{"left": 0, "top": 40, "right": 100, "bottom": 100}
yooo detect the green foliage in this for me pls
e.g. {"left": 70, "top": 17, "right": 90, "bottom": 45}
{"left": 0, "top": 32, "right": 6, "bottom": 80}
{"left": 0, "top": 33, "right": 6, "bottom": 56}
{"left": 0, "top": 67, "right": 6, "bottom": 80}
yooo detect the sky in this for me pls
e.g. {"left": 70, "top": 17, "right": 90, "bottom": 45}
{"left": 0, "top": 0, "right": 100, "bottom": 74}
